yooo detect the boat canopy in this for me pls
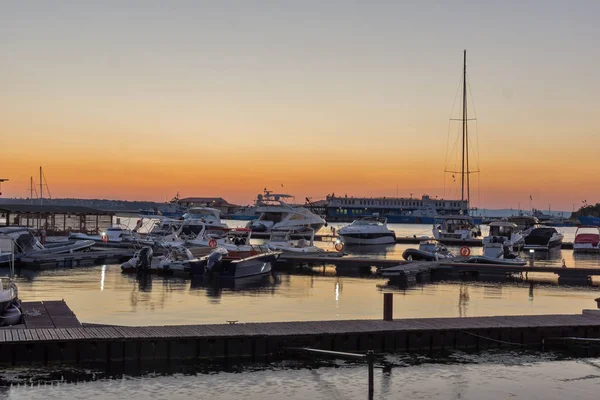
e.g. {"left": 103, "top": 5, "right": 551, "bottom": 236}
{"left": 488, "top": 221, "right": 518, "bottom": 228}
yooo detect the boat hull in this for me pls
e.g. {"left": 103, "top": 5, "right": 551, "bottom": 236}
{"left": 465, "top": 256, "right": 527, "bottom": 266}
{"left": 573, "top": 243, "right": 600, "bottom": 253}
{"left": 402, "top": 248, "right": 452, "bottom": 261}
{"left": 215, "top": 252, "right": 280, "bottom": 279}
{"left": 339, "top": 232, "right": 396, "bottom": 245}
{"left": 228, "top": 215, "right": 259, "bottom": 221}
{"left": 523, "top": 239, "right": 563, "bottom": 251}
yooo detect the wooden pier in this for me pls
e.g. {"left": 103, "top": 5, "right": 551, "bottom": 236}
{"left": 1, "top": 299, "right": 600, "bottom": 365}
{"left": 276, "top": 253, "right": 600, "bottom": 285}
{"left": 250, "top": 232, "right": 574, "bottom": 249}
{"left": 19, "top": 248, "right": 134, "bottom": 269}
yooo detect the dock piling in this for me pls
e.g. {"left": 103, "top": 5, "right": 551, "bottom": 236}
{"left": 383, "top": 293, "right": 393, "bottom": 321}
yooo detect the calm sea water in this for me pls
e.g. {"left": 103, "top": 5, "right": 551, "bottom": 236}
{"left": 3, "top": 220, "right": 600, "bottom": 398}
{"left": 2, "top": 351, "right": 600, "bottom": 399}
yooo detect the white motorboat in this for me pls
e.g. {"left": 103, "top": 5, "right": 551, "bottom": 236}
{"left": 402, "top": 240, "right": 454, "bottom": 261}
{"left": 186, "top": 227, "right": 259, "bottom": 256}
{"left": 573, "top": 226, "right": 600, "bottom": 253}
{"left": 180, "top": 207, "right": 229, "bottom": 236}
{"left": 484, "top": 221, "right": 524, "bottom": 251}
{"left": 70, "top": 223, "right": 142, "bottom": 243}
{"left": 466, "top": 221, "right": 527, "bottom": 265}
{"left": 432, "top": 216, "right": 480, "bottom": 241}
{"left": 247, "top": 190, "right": 325, "bottom": 233}
{"left": 0, "top": 278, "right": 17, "bottom": 313}
{"left": 267, "top": 229, "right": 337, "bottom": 255}
{"left": 523, "top": 227, "right": 564, "bottom": 251}
{"left": 1, "top": 227, "right": 94, "bottom": 261}
{"left": 338, "top": 216, "right": 396, "bottom": 245}
{"left": 121, "top": 245, "right": 203, "bottom": 273}
{"left": 507, "top": 216, "right": 540, "bottom": 241}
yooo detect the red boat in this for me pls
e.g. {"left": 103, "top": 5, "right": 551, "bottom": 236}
{"left": 573, "top": 226, "right": 600, "bottom": 253}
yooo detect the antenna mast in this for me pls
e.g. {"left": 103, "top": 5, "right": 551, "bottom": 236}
{"left": 461, "top": 49, "right": 469, "bottom": 208}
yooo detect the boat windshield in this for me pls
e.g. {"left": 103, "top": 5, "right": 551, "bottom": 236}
{"left": 445, "top": 219, "right": 473, "bottom": 229}
{"left": 184, "top": 209, "right": 219, "bottom": 221}
{"left": 352, "top": 218, "right": 385, "bottom": 226}
{"left": 576, "top": 227, "right": 600, "bottom": 236}
{"left": 489, "top": 225, "right": 513, "bottom": 237}
{"left": 258, "top": 212, "right": 284, "bottom": 223}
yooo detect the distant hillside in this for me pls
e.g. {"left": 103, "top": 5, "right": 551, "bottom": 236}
{"left": 473, "top": 208, "right": 570, "bottom": 218}
{"left": 570, "top": 204, "right": 600, "bottom": 219}
{"left": 0, "top": 197, "right": 162, "bottom": 211}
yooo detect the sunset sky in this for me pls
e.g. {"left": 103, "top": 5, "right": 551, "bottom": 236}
{"left": 1, "top": 1, "right": 599, "bottom": 210}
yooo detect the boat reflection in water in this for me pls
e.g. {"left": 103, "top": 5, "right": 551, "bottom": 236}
{"left": 190, "top": 272, "right": 281, "bottom": 300}
{"left": 342, "top": 243, "right": 397, "bottom": 257}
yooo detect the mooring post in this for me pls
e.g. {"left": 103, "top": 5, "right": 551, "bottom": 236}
{"left": 383, "top": 293, "right": 393, "bottom": 321}
{"left": 595, "top": 297, "right": 600, "bottom": 309}
{"left": 529, "top": 249, "right": 535, "bottom": 268}
{"left": 367, "top": 350, "right": 374, "bottom": 399}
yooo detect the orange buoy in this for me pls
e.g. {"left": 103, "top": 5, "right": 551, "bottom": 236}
{"left": 460, "top": 246, "right": 470, "bottom": 257}
{"left": 208, "top": 239, "right": 218, "bottom": 248}
{"left": 102, "top": 234, "right": 108, "bottom": 243}
{"left": 335, "top": 242, "right": 344, "bottom": 252}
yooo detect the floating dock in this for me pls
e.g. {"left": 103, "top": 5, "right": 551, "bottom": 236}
{"left": 1, "top": 300, "right": 599, "bottom": 365}
{"left": 276, "top": 254, "right": 600, "bottom": 285}
{"left": 19, "top": 248, "right": 134, "bottom": 269}
{"left": 250, "top": 232, "right": 574, "bottom": 249}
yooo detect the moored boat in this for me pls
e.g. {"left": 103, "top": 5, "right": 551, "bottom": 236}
{"left": 202, "top": 250, "right": 281, "bottom": 279}
{"left": 247, "top": 190, "right": 325, "bottom": 233}
{"left": 523, "top": 227, "right": 564, "bottom": 251}
{"left": 484, "top": 221, "right": 524, "bottom": 251}
{"left": 402, "top": 240, "right": 454, "bottom": 261}
{"left": 432, "top": 216, "right": 480, "bottom": 241}
{"left": 573, "top": 226, "right": 600, "bottom": 253}
{"left": 338, "top": 216, "right": 396, "bottom": 245}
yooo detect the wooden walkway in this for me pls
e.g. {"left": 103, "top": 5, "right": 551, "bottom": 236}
{"left": 1, "top": 313, "right": 600, "bottom": 344}
{"left": 20, "top": 300, "right": 82, "bottom": 329}
{"left": 0, "top": 299, "right": 599, "bottom": 364}
{"left": 20, "top": 249, "right": 134, "bottom": 269}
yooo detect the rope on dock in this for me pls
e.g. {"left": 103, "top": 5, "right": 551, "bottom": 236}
{"left": 460, "top": 330, "right": 527, "bottom": 347}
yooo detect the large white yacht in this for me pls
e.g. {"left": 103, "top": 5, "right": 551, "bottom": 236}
{"left": 338, "top": 216, "right": 396, "bottom": 245}
{"left": 247, "top": 191, "right": 325, "bottom": 233}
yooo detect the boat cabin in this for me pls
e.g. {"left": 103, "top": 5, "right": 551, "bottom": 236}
{"left": 437, "top": 216, "right": 475, "bottom": 232}
{"left": 488, "top": 221, "right": 518, "bottom": 239}
{"left": 183, "top": 207, "right": 221, "bottom": 222}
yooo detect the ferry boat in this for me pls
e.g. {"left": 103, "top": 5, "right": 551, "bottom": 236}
{"left": 578, "top": 216, "right": 600, "bottom": 226}
{"left": 325, "top": 194, "right": 472, "bottom": 224}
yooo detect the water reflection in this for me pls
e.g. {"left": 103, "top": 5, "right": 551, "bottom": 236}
{"left": 458, "top": 284, "right": 469, "bottom": 317}
{"left": 342, "top": 244, "right": 397, "bottom": 257}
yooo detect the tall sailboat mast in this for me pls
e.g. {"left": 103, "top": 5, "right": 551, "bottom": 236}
{"left": 40, "top": 166, "right": 43, "bottom": 206}
{"left": 460, "top": 49, "right": 470, "bottom": 211}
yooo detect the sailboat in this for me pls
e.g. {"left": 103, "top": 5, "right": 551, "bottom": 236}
{"left": 433, "top": 50, "right": 481, "bottom": 240}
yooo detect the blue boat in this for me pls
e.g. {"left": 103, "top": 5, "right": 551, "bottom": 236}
{"left": 579, "top": 216, "right": 600, "bottom": 226}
